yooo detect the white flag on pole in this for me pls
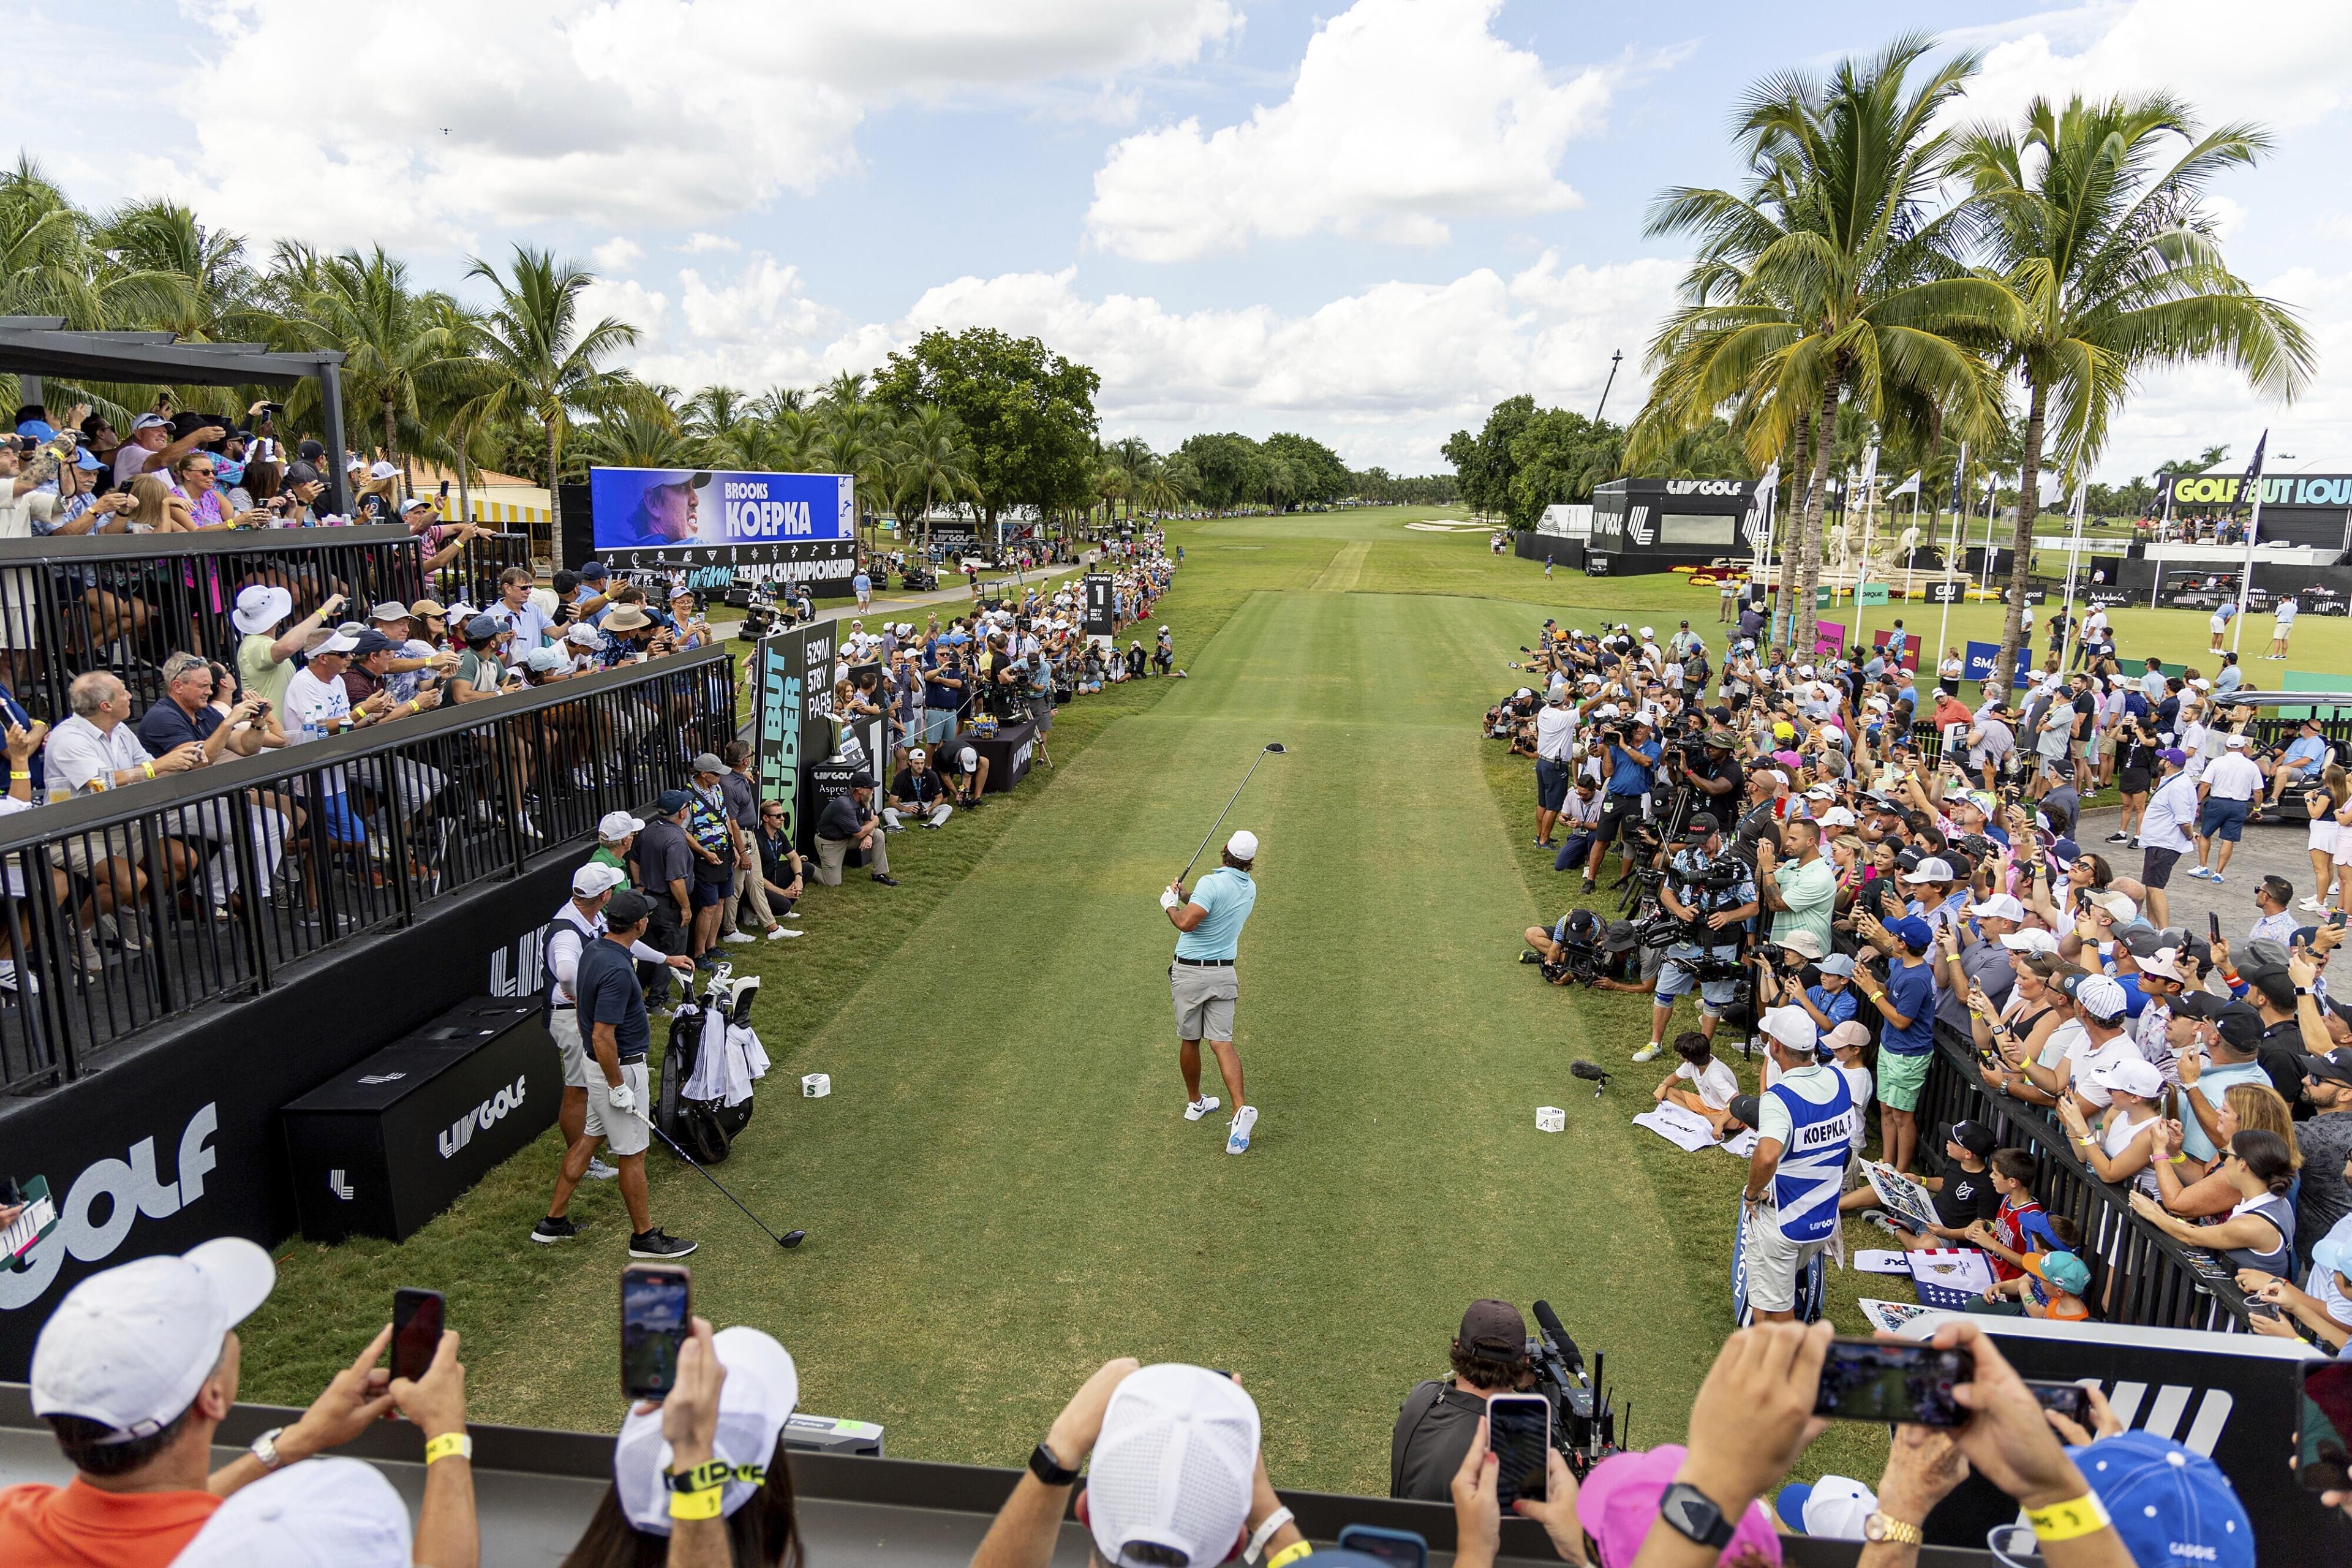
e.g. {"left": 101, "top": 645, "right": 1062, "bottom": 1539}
{"left": 1888, "top": 470, "right": 1921, "bottom": 497}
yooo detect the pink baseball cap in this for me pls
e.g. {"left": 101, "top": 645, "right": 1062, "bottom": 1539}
{"left": 1771, "top": 749, "right": 1803, "bottom": 771}
{"left": 1578, "top": 1446, "right": 1782, "bottom": 1568}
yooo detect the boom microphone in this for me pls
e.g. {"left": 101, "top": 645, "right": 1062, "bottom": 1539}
{"left": 1531, "top": 1298, "right": 1587, "bottom": 1379}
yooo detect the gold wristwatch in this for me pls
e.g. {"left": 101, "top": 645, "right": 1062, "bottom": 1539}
{"left": 1863, "top": 1511, "right": 1923, "bottom": 1545}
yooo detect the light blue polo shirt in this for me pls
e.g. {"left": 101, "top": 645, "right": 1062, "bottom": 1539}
{"left": 1176, "top": 867, "right": 1257, "bottom": 960}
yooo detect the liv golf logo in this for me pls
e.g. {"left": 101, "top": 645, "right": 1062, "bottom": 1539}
{"left": 0, "top": 1103, "right": 219, "bottom": 1311}
{"left": 439, "top": 1076, "right": 528, "bottom": 1159}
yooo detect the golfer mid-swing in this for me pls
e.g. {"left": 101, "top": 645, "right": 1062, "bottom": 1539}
{"left": 1163, "top": 829, "right": 1260, "bottom": 1154}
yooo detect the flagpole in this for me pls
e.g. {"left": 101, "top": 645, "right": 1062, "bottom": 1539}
{"left": 1937, "top": 443, "right": 1967, "bottom": 666}
{"left": 2230, "top": 453, "right": 2266, "bottom": 655}
{"left": 2059, "top": 481, "right": 2087, "bottom": 672}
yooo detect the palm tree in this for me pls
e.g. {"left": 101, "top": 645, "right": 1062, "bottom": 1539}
{"left": 1954, "top": 94, "right": 2313, "bottom": 686}
{"left": 455, "top": 246, "right": 639, "bottom": 539}
{"left": 280, "top": 247, "right": 472, "bottom": 478}
{"left": 1639, "top": 33, "right": 2014, "bottom": 652}
{"left": 899, "top": 404, "right": 980, "bottom": 549}
{"left": 574, "top": 404, "right": 697, "bottom": 470}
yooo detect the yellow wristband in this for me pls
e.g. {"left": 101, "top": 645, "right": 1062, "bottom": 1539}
{"left": 9, "top": 771, "right": 26, "bottom": 780}
{"left": 668, "top": 1484, "right": 726, "bottom": 1521}
{"left": 424, "top": 1432, "right": 472, "bottom": 1465}
{"left": 2026, "top": 1493, "right": 2110, "bottom": 1541}
{"left": 1267, "top": 1544, "right": 1314, "bottom": 1568}
{"left": 142, "top": 762, "right": 156, "bottom": 780}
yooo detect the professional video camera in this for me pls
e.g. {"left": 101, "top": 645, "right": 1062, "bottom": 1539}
{"left": 1543, "top": 908, "right": 1606, "bottom": 986}
{"left": 1523, "top": 1299, "right": 1624, "bottom": 1480}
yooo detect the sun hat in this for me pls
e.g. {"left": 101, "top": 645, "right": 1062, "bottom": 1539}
{"left": 1579, "top": 1445, "right": 1781, "bottom": 1567}
{"left": 31, "top": 1239, "right": 275, "bottom": 1441}
{"left": 613, "top": 1327, "right": 797, "bottom": 1535}
{"left": 172, "top": 1455, "right": 412, "bottom": 1568}
{"left": 1776, "top": 930, "right": 1826, "bottom": 960}
{"left": 603, "top": 605, "right": 654, "bottom": 632}
{"left": 1086, "top": 1365, "right": 1260, "bottom": 1568}
{"left": 231, "top": 584, "right": 294, "bottom": 635}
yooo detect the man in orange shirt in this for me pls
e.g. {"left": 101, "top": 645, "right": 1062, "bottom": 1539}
{"left": 0, "top": 1238, "right": 469, "bottom": 1567}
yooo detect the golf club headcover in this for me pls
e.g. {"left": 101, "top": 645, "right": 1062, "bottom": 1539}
{"left": 1159, "top": 886, "right": 1182, "bottom": 911}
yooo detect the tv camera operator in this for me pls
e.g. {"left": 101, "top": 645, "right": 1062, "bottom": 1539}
{"left": 1391, "top": 1298, "right": 1618, "bottom": 1501}
{"left": 1636, "top": 812, "right": 1758, "bottom": 1064}
{"left": 1578, "top": 710, "right": 1661, "bottom": 895}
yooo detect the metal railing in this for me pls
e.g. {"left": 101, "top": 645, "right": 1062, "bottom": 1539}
{"left": 431, "top": 529, "right": 535, "bottom": 613}
{"left": 0, "top": 527, "right": 432, "bottom": 722}
{"left": 1921, "top": 1033, "right": 2254, "bottom": 1332}
{"left": 0, "top": 645, "right": 733, "bottom": 1093}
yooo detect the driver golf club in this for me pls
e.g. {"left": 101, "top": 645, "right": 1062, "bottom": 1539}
{"left": 650, "top": 1123, "right": 807, "bottom": 1248}
{"left": 1177, "top": 742, "right": 1287, "bottom": 883}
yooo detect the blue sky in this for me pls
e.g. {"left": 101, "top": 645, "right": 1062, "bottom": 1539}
{"left": 11, "top": 0, "right": 2352, "bottom": 481}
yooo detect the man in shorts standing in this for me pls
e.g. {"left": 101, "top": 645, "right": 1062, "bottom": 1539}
{"left": 1163, "top": 831, "right": 1262, "bottom": 1154}
{"left": 543, "top": 864, "right": 693, "bottom": 1186}
{"left": 534, "top": 889, "right": 696, "bottom": 1258}
{"left": 1739, "top": 1005, "right": 1856, "bottom": 1322}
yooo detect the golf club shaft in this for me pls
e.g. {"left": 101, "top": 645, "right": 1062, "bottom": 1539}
{"left": 650, "top": 1122, "right": 794, "bottom": 1245}
{"left": 1179, "top": 751, "right": 1272, "bottom": 883}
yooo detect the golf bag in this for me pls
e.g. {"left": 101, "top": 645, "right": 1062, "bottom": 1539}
{"left": 1728, "top": 1189, "right": 1827, "bottom": 1325}
{"left": 653, "top": 964, "right": 770, "bottom": 1164}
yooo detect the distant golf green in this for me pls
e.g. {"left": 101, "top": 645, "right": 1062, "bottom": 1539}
{"left": 239, "top": 505, "right": 2305, "bottom": 1494}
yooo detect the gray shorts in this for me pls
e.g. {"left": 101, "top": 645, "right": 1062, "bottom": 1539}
{"left": 550, "top": 1008, "right": 589, "bottom": 1089}
{"left": 1170, "top": 962, "right": 1238, "bottom": 1042}
{"left": 584, "top": 1061, "right": 650, "bottom": 1156}
{"left": 1743, "top": 1207, "right": 1828, "bottom": 1314}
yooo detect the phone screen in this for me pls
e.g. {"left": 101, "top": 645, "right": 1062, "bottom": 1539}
{"left": 2208, "top": 911, "right": 2222, "bottom": 943}
{"left": 391, "top": 1288, "right": 443, "bottom": 1383}
{"left": 1336, "top": 1526, "right": 1429, "bottom": 1568}
{"left": 2024, "top": 1379, "right": 2092, "bottom": 1428}
{"left": 1486, "top": 1394, "right": 1551, "bottom": 1506}
{"left": 1812, "top": 1339, "right": 1972, "bottom": 1427}
{"left": 621, "top": 1265, "right": 692, "bottom": 1398}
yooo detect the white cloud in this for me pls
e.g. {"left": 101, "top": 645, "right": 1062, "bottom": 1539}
{"left": 1087, "top": 0, "right": 1630, "bottom": 262}
{"left": 610, "top": 252, "right": 1678, "bottom": 470}
{"left": 590, "top": 236, "right": 643, "bottom": 272}
{"left": 127, "top": 0, "right": 1239, "bottom": 251}
{"left": 680, "top": 232, "right": 741, "bottom": 254}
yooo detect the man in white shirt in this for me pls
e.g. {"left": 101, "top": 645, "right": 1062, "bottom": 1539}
{"left": 2270, "top": 595, "right": 2297, "bottom": 660}
{"left": 2188, "top": 732, "right": 2264, "bottom": 884}
{"left": 544, "top": 863, "right": 694, "bottom": 1174}
{"left": 42, "top": 671, "right": 206, "bottom": 970}
{"left": 486, "top": 568, "right": 552, "bottom": 666}
{"left": 2136, "top": 747, "right": 2199, "bottom": 929}
{"left": 2059, "top": 973, "right": 2138, "bottom": 1107}
{"left": 107, "top": 410, "right": 208, "bottom": 489}
{"left": 1531, "top": 691, "right": 1577, "bottom": 850}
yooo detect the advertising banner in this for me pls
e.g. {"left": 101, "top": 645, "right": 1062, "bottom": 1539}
{"left": 753, "top": 624, "right": 809, "bottom": 850}
{"left": 1869, "top": 630, "right": 1919, "bottom": 671}
{"left": 586, "top": 466, "right": 858, "bottom": 584}
{"left": 1924, "top": 579, "right": 1966, "bottom": 605}
{"left": 1083, "top": 573, "right": 1115, "bottom": 641}
{"left": 1810, "top": 621, "right": 1847, "bottom": 657}
{"left": 1963, "top": 639, "right": 2001, "bottom": 683}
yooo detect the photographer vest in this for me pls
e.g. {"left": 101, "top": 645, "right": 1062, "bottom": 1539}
{"left": 1764, "top": 1067, "right": 1856, "bottom": 1243}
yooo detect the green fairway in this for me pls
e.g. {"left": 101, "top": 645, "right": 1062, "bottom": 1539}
{"left": 251, "top": 502, "right": 2283, "bottom": 1493}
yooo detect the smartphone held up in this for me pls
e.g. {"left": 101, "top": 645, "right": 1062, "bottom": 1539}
{"left": 621, "top": 1264, "right": 692, "bottom": 1400}
{"left": 1486, "top": 1393, "right": 1551, "bottom": 1506}
{"left": 391, "top": 1287, "right": 443, "bottom": 1383}
{"left": 1812, "top": 1338, "right": 1973, "bottom": 1428}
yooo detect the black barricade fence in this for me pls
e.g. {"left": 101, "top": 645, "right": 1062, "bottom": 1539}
{"left": 0, "top": 644, "right": 734, "bottom": 1093}
{"left": 0, "top": 526, "right": 438, "bottom": 723}
{"left": 431, "top": 528, "right": 535, "bottom": 614}
{"left": 1922, "top": 1031, "right": 2256, "bottom": 1330}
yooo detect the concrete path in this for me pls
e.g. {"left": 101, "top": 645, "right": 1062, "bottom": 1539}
{"left": 2075, "top": 802, "right": 2331, "bottom": 940}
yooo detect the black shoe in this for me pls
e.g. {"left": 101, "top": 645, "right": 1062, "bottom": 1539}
{"left": 1520, "top": 949, "right": 1542, "bottom": 964}
{"left": 2104, "top": 832, "right": 2129, "bottom": 843}
{"left": 531, "top": 1216, "right": 581, "bottom": 1244}
{"left": 871, "top": 873, "right": 900, "bottom": 886}
{"left": 628, "top": 1228, "right": 698, "bottom": 1259}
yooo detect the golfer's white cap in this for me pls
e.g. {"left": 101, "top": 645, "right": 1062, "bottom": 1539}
{"left": 1760, "top": 1005, "right": 1819, "bottom": 1053}
{"left": 1226, "top": 830, "right": 1258, "bottom": 861}
{"left": 573, "top": 862, "right": 628, "bottom": 897}
{"left": 1087, "top": 1365, "right": 1259, "bottom": 1568}
{"left": 175, "top": 1456, "right": 410, "bottom": 1568}
{"left": 31, "top": 1238, "right": 274, "bottom": 1440}
{"left": 614, "top": 1327, "right": 797, "bottom": 1536}
{"left": 1800, "top": 1474, "right": 1879, "bottom": 1539}
{"left": 598, "top": 810, "right": 646, "bottom": 842}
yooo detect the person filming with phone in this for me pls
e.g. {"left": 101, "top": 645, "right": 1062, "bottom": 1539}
{"left": 1390, "top": 1300, "right": 1536, "bottom": 1501}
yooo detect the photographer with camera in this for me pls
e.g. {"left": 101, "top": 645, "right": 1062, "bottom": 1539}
{"left": 1579, "top": 714, "right": 1662, "bottom": 896}
{"left": 1637, "top": 813, "right": 1758, "bottom": 1065}
{"left": 1390, "top": 1300, "right": 1534, "bottom": 1501}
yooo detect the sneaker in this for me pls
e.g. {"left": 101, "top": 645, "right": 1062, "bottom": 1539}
{"left": 586, "top": 1158, "right": 619, "bottom": 1182}
{"left": 530, "top": 1216, "right": 581, "bottom": 1244}
{"left": 2300, "top": 895, "right": 2332, "bottom": 913}
{"left": 870, "top": 873, "right": 900, "bottom": 886}
{"left": 783, "top": 910, "right": 803, "bottom": 921}
{"left": 695, "top": 953, "right": 720, "bottom": 970}
{"left": 722, "top": 929, "right": 758, "bottom": 944}
{"left": 0, "top": 958, "right": 35, "bottom": 993}
{"left": 771, "top": 925, "right": 802, "bottom": 938}
{"left": 1185, "top": 1095, "right": 1221, "bottom": 1121}
{"left": 2184, "top": 866, "right": 2212, "bottom": 881}
{"left": 2207, "top": 872, "right": 2225, "bottom": 885}
{"left": 111, "top": 918, "right": 145, "bottom": 954}
{"left": 628, "top": 1228, "right": 699, "bottom": 1259}
{"left": 1863, "top": 1212, "right": 1905, "bottom": 1240}
{"left": 1226, "top": 1104, "right": 1258, "bottom": 1155}
{"left": 74, "top": 928, "right": 107, "bottom": 976}
{"left": 1630, "top": 1041, "right": 1662, "bottom": 1063}
{"left": 1520, "top": 949, "right": 1543, "bottom": 964}
{"left": 2104, "top": 832, "right": 2130, "bottom": 845}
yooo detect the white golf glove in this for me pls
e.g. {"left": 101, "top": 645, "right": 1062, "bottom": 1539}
{"left": 1159, "top": 886, "right": 1182, "bottom": 911}
{"left": 605, "top": 1082, "right": 637, "bottom": 1114}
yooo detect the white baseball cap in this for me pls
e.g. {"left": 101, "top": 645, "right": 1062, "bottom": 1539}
{"left": 598, "top": 810, "right": 646, "bottom": 842}
{"left": 1087, "top": 1365, "right": 1260, "bottom": 1568}
{"left": 2089, "top": 1054, "right": 2165, "bottom": 1099}
{"left": 2223, "top": 733, "right": 2248, "bottom": 748}
{"left": 1798, "top": 1474, "right": 1879, "bottom": 1539}
{"left": 1966, "top": 893, "right": 2026, "bottom": 922}
{"left": 1817, "top": 806, "right": 1857, "bottom": 827}
{"left": 2000, "top": 928, "right": 2060, "bottom": 954}
{"left": 231, "top": 584, "right": 294, "bottom": 635}
{"left": 31, "top": 1238, "right": 275, "bottom": 1440}
{"left": 1226, "top": 830, "right": 1259, "bottom": 861}
{"left": 567, "top": 622, "right": 601, "bottom": 647}
{"left": 1901, "top": 856, "right": 1956, "bottom": 884}
{"left": 573, "top": 862, "right": 628, "bottom": 897}
{"left": 614, "top": 1327, "right": 797, "bottom": 1535}
{"left": 1759, "top": 1005, "right": 1819, "bottom": 1053}
{"left": 311, "top": 631, "right": 359, "bottom": 655}
{"left": 959, "top": 746, "right": 979, "bottom": 769}
{"left": 2088, "top": 889, "right": 2139, "bottom": 924}
{"left": 368, "top": 459, "right": 399, "bottom": 480}
{"left": 174, "top": 1455, "right": 411, "bottom": 1568}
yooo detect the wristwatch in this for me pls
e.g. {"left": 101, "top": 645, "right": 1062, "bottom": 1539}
{"left": 249, "top": 1427, "right": 287, "bottom": 1471}
{"left": 1863, "top": 1511, "right": 1924, "bottom": 1545}
{"left": 1657, "top": 1482, "right": 1735, "bottom": 1550}
{"left": 1028, "top": 1441, "right": 1080, "bottom": 1486}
